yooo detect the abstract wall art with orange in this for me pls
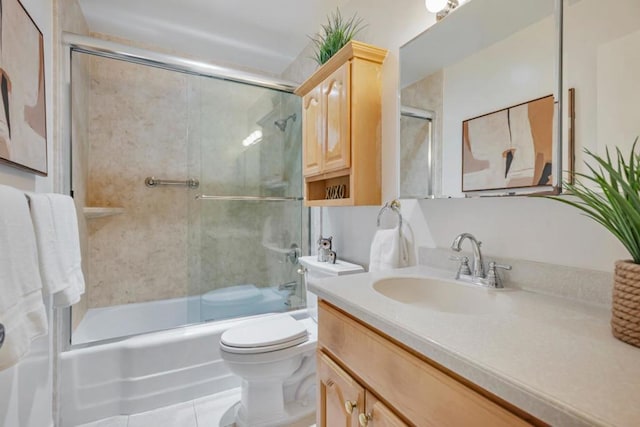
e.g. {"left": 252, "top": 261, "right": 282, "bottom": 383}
{"left": 462, "top": 95, "right": 554, "bottom": 193}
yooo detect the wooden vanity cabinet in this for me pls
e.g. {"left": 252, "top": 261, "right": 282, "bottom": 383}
{"left": 317, "top": 300, "right": 548, "bottom": 427}
{"left": 318, "top": 351, "right": 407, "bottom": 427}
{"left": 295, "top": 41, "right": 387, "bottom": 207}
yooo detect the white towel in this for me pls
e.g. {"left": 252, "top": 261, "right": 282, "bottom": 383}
{"left": 369, "top": 226, "right": 416, "bottom": 272}
{"left": 0, "top": 185, "right": 48, "bottom": 371}
{"left": 27, "top": 193, "right": 85, "bottom": 307}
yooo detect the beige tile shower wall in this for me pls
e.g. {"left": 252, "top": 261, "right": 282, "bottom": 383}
{"left": 86, "top": 55, "right": 190, "bottom": 308}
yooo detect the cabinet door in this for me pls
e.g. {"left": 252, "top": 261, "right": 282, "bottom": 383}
{"left": 318, "top": 351, "right": 364, "bottom": 427}
{"left": 323, "top": 61, "right": 351, "bottom": 173}
{"left": 302, "top": 87, "right": 323, "bottom": 176}
{"left": 361, "top": 392, "right": 408, "bottom": 427}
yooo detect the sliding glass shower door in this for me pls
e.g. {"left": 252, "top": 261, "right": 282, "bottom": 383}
{"left": 187, "top": 75, "right": 305, "bottom": 323}
{"left": 69, "top": 47, "right": 306, "bottom": 345}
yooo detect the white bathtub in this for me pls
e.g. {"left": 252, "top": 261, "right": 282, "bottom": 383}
{"left": 72, "top": 285, "right": 291, "bottom": 345}
{"left": 60, "top": 308, "right": 310, "bottom": 427}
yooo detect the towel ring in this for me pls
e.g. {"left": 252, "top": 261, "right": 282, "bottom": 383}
{"left": 376, "top": 200, "right": 402, "bottom": 229}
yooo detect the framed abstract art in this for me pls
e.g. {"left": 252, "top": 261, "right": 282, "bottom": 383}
{"left": 0, "top": 0, "right": 47, "bottom": 175}
{"left": 461, "top": 95, "right": 554, "bottom": 193}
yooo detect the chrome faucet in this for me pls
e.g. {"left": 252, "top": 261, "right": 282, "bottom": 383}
{"left": 450, "top": 233, "right": 512, "bottom": 288}
{"left": 451, "top": 233, "right": 484, "bottom": 278}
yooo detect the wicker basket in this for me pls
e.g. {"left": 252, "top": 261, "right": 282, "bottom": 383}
{"left": 611, "top": 260, "right": 640, "bottom": 348}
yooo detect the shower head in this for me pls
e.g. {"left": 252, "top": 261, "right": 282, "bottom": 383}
{"left": 274, "top": 113, "right": 297, "bottom": 132}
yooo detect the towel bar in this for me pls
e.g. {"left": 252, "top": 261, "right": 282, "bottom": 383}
{"left": 145, "top": 176, "right": 199, "bottom": 189}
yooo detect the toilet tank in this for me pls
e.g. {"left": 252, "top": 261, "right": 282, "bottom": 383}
{"left": 298, "top": 256, "right": 364, "bottom": 322}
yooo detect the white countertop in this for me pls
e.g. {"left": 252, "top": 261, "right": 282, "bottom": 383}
{"left": 308, "top": 265, "right": 640, "bottom": 427}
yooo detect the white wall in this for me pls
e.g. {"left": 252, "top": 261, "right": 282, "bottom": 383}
{"left": 563, "top": 0, "right": 640, "bottom": 167}
{"left": 286, "top": 0, "right": 628, "bottom": 273}
{"left": 0, "top": 0, "right": 55, "bottom": 426}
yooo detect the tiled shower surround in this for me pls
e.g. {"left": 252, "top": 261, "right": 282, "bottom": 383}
{"left": 72, "top": 52, "right": 304, "bottom": 313}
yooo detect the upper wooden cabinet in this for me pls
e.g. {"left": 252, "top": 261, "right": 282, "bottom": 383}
{"left": 322, "top": 62, "right": 351, "bottom": 174}
{"left": 302, "top": 86, "right": 323, "bottom": 176}
{"left": 295, "top": 41, "right": 388, "bottom": 207}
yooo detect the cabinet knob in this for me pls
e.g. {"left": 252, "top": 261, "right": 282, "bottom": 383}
{"left": 358, "top": 412, "right": 372, "bottom": 426}
{"left": 344, "top": 400, "right": 357, "bottom": 414}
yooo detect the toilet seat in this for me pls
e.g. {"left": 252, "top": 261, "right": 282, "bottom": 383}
{"left": 220, "top": 314, "right": 309, "bottom": 354}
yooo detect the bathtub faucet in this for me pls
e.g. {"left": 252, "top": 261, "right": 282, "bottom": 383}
{"left": 279, "top": 281, "right": 298, "bottom": 307}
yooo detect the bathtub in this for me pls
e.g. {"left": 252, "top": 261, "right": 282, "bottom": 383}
{"left": 72, "top": 285, "right": 291, "bottom": 345}
{"left": 60, "top": 308, "right": 310, "bottom": 426}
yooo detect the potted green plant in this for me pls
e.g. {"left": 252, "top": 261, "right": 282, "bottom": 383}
{"left": 548, "top": 139, "right": 640, "bottom": 347}
{"left": 310, "top": 8, "right": 366, "bottom": 65}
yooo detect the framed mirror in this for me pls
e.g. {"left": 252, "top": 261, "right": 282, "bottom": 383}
{"left": 399, "top": 0, "right": 562, "bottom": 198}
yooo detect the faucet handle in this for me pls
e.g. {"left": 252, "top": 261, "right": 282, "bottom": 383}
{"left": 450, "top": 255, "right": 471, "bottom": 276}
{"left": 489, "top": 261, "right": 512, "bottom": 271}
{"left": 486, "top": 261, "right": 512, "bottom": 288}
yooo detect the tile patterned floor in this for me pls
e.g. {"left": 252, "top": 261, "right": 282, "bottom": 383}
{"left": 76, "top": 388, "right": 316, "bottom": 427}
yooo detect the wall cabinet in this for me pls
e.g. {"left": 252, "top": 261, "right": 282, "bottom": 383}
{"left": 295, "top": 41, "right": 387, "bottom": 206}
{"left": 317, "top": 300, "right": 548, "bottom": 427}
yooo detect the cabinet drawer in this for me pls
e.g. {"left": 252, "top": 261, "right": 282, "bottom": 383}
{"left": 318, "top": 301, "right": 539, "bottom": 427}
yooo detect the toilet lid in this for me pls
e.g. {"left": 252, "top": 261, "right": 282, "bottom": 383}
{"left": 220, "top": 315, "right": 309, "bottom": 354}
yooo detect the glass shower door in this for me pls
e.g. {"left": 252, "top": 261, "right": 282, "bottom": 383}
{"left": 187, "top": 75, "right": 306, "bottom": 323}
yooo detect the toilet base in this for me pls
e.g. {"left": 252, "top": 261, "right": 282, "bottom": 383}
{"left": 222, "top": 396, "right": 315, "bottom": 427}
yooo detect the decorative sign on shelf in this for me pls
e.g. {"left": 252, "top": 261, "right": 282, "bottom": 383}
{"left": 325, "top": 184, "right": 347, "bottom": 200}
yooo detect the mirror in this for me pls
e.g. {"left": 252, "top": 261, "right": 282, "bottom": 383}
{"left": 563, "top": 0, "right": 640, "bottom": 172}
{"left": 399, "top": 106, "right": 434, "bottom": 198}
{"left": 399, "top": 0, "right": 560, "bottom": 198}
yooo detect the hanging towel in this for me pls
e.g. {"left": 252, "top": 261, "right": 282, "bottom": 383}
{"left": 27, "top": 193, "right": 85, "bottom": 307}
{"left": 0, "top": 185, "right": 48, "bottom": 371}
{"left": 369, "top": 225, "right": 415, "bottom": 272}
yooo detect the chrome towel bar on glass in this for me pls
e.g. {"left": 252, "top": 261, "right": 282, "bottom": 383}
{"left": 145, "top": 176, "right": 199, "bottom": 189}
{"left": 376, "top": 200, "right": 402, "bottom": 229}
{"left": 196, "top": 195, "right": 303, "bottom": 202}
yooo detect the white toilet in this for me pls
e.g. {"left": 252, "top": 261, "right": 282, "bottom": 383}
{"left": 219, "top": 256, "right": 364, "bottom": 427}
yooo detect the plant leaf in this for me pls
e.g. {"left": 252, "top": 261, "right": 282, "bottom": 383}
{"left": 309, "top": 8, "right": 367, "bottom": 65}
{"left": 546, "top": 140, "right": 640, "bottom": 263}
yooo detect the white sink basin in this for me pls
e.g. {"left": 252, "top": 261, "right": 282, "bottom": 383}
{"left": 372, "top": 277, "right": 512, "bottom": 315}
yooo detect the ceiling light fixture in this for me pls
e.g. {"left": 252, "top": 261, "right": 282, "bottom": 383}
{"left": 425, "top": 0, "right": 459, "bottom": 20}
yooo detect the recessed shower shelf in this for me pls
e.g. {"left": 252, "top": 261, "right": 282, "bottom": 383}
{"left": 83, "top": 207, "right": 125, "bottom": 219}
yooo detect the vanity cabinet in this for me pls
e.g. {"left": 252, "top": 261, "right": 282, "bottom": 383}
{"left": 317, "top": 300, "right": 547, "bottom": 427}
{"left": 318, "top": 351, "right": 407, "bottom": 427}
{"left": 295, "top": 41, "right": 387, "bottom": 207}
